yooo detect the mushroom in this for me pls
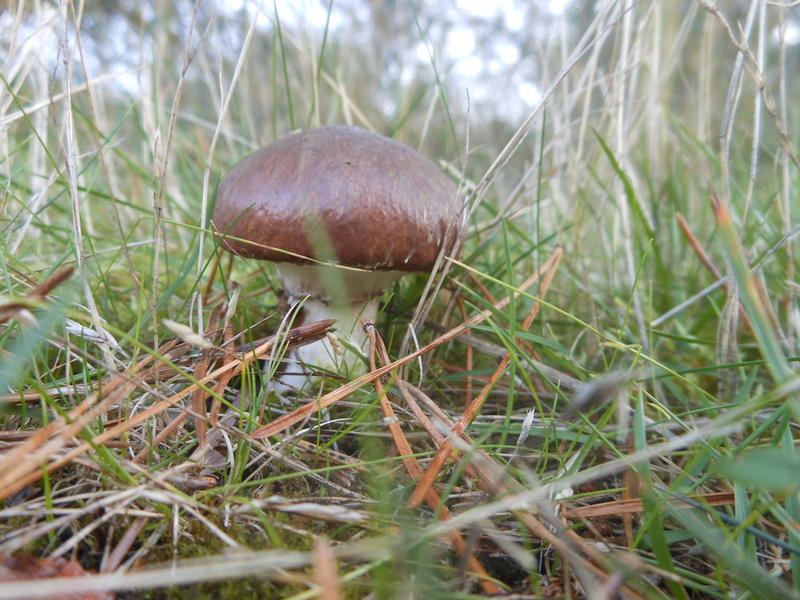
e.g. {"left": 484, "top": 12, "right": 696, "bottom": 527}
{"left": 213, "top": 125, "right": 460, "bottom": 388}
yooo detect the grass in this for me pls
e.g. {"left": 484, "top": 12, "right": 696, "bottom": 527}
{"left": 1, "top": 1, "right": 799, "bottom": 598}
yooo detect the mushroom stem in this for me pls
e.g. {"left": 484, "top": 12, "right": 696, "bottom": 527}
{"left": 274, "top": 263, "right": 401, "bottom": 390}
{"left": 308, "top": 295, "right": 378, "bottom": 360}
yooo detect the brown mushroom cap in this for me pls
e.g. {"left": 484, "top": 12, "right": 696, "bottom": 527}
{"left": 213, "top": 125, "right": 460, "bottom": 271}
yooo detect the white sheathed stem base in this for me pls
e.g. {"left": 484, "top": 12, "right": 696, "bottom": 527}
{"left": 274, "top": 263, "right": 402, "bottom": 390}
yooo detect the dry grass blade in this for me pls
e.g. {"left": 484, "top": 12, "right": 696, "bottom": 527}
{"left": 59, "top": 0, "right": 113, "bottom": 370}
{"left": 0, "top": 544, "right": 361, "bottom": 599}
{"left": 150, "top": 0, "right": 200, "bottom": 351}
{"left": 456, "top": 298, "right": 474, "bottom": 409}
{"left": 191, "top": 354, "right": 210, "bottom": 446}
{"left": 0, "top": 431, "right": 128, "bottom": 448}
{"left": 698, "top": 0, "right": 800, "bottom": 170}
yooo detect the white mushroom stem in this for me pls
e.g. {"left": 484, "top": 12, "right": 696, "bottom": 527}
{"left": 290, "top": 295, "right": 380, "bottom": 370}
{"left": 274, "top": 263, "right": 403, "bottom": 389}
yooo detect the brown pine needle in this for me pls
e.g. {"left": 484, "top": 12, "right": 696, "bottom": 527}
{"left": 677, "top": 206, "right": 778, "bottom": 336}
{"left": 456, "top": 297, "right": 474, "bottom": 410}
{"left": 563, "top": 492, "right": 735, "bottom": 519}
{"left": 621, "top": 432, "right": 639, "bottom": 548}
{"left": 313, "top": 538, "right": 343, "bottom": 600}
{"left": 0, "top": 266, "right": 75, "bottom": 324}
{"left": 132, "top": 411, "right": 191, "bottom": 464}
{"left": 367, "top": 327, "right": 501, "bottom": 594}
{"left": 191, "top": 355, "right": 210, "bottom": 447}
{"left": 0, "top": 320, "right": 334, "bottom": 502}
{"left": 675, "top": 212, "right": 723, "bottom": 280}
{"left": 102, "top": 517, "right": 149, "bottom": 573}
{"left": 407, "top": 247, "right": 562, "bottom": 509}
{"left": 210, "top": 317, "right": 236, "bottom": 426}
{"left": 0, "top": 342, "right": 178, "bottom": 500}
{"left": 190, "top": 304, "right": 225, "bottom": 445}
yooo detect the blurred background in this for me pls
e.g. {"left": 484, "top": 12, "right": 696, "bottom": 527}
{"left": 3, "top": 0, "right": 797, "bottom": 264}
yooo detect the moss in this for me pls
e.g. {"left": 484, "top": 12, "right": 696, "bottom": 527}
{"left": 117, "top": 578, "right": 304, "bottom": 600}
